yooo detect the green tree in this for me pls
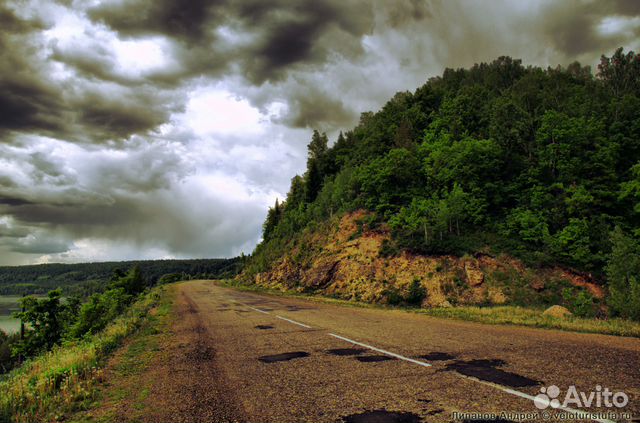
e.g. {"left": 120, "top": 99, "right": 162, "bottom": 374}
{"left": 109, "top": 266, "right": 146, "bottom": 296}
{"left": 263, "top": 198, "right": 283, "bottom": 241}
{"left": 13, "top": 290, "right": 68, "bottom": 357}
{"left": 605, "top": 227, "right": 640, "bottom": 319}
{"left": 68, "top": 288, "right": 131, "bottom": 338}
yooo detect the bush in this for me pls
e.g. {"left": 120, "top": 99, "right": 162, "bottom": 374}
{"left": 405, "top": 279, "right": 427, "bottom": 306}
{"left": 68, "top": 288, "right": 132, "bottom": 339}
{"left": 562, "top": 288, "right": 596, "bottom": 318}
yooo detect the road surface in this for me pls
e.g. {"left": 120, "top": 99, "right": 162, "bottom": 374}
{"left": 107, "top": 280, "right": 640, "bottom": 422}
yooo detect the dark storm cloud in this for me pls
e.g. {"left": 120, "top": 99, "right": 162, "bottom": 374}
{"left": 543, "top": 0, "right": 640, "bottom": 56}
{"left": 0, "top": 4, "right": 45, "bottom": 34}
{"left": 7, "top": 237, "right": 71, "bottom": 254}
{"left": 0, "top": 57, "right": 65, "bottom": 135}
{"left": 88, "top": 0, "right": 221, "bottom": 42}
{"left": 0, "top": 7, "right": 180, "bottom": 143}
{"left": 0, "top": 221, "right": 29, "bottom": 238}
{"left": 234, "top": 0, "right": 373, "bottom": 83}
{"left": 0, "top": 6, "right": 64, "bottom": 135}
{"left": 384, "top": 0, "right": 432, "bottom": 28}
{"left": 277, "top": 87, "right": 357, "bottom": 129}
{"left": 88, "top": 0, "right": 373, "bottom": 85}
{"left": 75, "top": 91, "right": 171, "bottom": 140}
{"left": 0, "top": 197, "right": 34, "bottom": 207}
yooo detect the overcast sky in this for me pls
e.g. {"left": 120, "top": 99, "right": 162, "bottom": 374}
{"left": 0, "top": 0, "right": 639, "bottom": 265}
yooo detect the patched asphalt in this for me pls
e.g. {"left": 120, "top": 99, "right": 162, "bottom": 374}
{"left": 144, "top": 281, "right": 640, "bottom": 422}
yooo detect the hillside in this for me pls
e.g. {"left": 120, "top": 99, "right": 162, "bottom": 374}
{"left": 240, "top": 48, "right": 640, "bottom": 321}
{"left": 0, "top": 258, "right": 243, "bottom": 295}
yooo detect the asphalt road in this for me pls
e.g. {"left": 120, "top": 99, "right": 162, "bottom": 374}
{"left": 166, "top": 280, "right": 640, "bottom": 423}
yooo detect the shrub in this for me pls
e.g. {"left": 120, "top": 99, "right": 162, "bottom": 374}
{"left": 67, "top": 289, "right": 132, "bottom": 339}
{"left": 405, "top": 279, "right": 426, "bottom": 306}
{"left": 562, "top": 288, "right": 596, "bottom": 318}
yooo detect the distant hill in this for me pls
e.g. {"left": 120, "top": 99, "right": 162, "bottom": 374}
{"left": 0, "top": 258, "right": 242, "bottom": 295}
{"left": 240, "top": 48, "right": 640, "bottom": 320}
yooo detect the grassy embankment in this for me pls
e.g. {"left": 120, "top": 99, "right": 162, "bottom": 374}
{"left": 220, "top": 279, "right": 640, "bottom": 338}
{"left": 0, "top": 286, "right": 169, "bottom": 423}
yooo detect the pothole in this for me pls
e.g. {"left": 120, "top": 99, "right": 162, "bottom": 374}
{"left": 342, "top": 410, "right": 421, "bottom": 423}
{"left": 326, "top": 348, "right": 366, "bottom": 356}
{"left": 355, "top": 355, "right": 396, "bottom": 363}
{"left": 255, "top": 325, "right": 274, "bottom": 330}
{"left": 258, "top": 351, "right": 310, "bottom": 363}
{"left": 444, "top": 359, "right": 540, "bottom": 387}
{"left": 419, "top": 352, "right": 456, "bottom": 361}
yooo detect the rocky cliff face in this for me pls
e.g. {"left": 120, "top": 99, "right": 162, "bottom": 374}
{"left": 245, "top": 211, "right": 603, "bottom": 308}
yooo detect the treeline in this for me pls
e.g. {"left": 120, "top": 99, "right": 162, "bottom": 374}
{"left": 0, "top": 267, "right": 148, "bottom": 374}
{"left": 248, "top": 48, "right": 640, "bottom": 320}
{"left": 0, "top": 258, "right": 243, "bottom": 296}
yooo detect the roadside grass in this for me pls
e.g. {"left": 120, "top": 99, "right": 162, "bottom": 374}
{"left": 416, "top": 306, "right": 640, "bottom": 338}
{"left": 0, "top": 287, "right": 166, "bottom": 423}
{"left": 218, "top": 279, "right": 640, "bottom": 338}
{"left": 67, "top": 290, "right": 173, "bottom": 423}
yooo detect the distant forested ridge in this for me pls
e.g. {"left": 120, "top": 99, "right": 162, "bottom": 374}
{"left": 245, "top": 48, "right": 640, "bottom": 320}
{"left": 0, "top": 258, "right": 242, "bottom": 295}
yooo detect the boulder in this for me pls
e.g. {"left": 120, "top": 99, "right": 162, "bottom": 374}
{"left": 543, "top": 305, "right": 573, "bottom": 318}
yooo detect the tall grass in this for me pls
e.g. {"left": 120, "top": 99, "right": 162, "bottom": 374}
{"left": 417, "top": 305, "right": 640, "bottom": 337}
{"left": 0, "top": 288, "right": 163, "bottom": 423}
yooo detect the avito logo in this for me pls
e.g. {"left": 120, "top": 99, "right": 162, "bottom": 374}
{"left": 534, "top": 385, "right": 628, "bottom": 410}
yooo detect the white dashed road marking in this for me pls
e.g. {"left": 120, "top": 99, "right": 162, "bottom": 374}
{"left": 276, "top": 315, "right": 312, "bottom": 329}
{"left": 234, "top": 295, "right": 614, "bottom": 423}
{"left": 328, "top": 333, "right": 431, "bottom": 367}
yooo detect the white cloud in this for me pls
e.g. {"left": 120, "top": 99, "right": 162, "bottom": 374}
{"left": 182, "top": 87, "right": 266, "bottom": 137}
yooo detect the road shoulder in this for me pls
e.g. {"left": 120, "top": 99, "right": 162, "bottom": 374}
{"left": 69, "top": 284, "right": 245, "bottom": 423}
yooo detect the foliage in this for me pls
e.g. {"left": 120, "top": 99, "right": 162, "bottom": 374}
{"left": 3, "top": 266, "right": 160, "bottom": 376}
{"left": 246, "top": 48, "right": 640, "bottom": 320}
{"left": 605, "top": 227, "right": 640, "bottom": 320}
{"left": 0, "top": 287, "right": 163, "bottom": 423}
{"left": 562, "top": 288, "right": 597, "bottom": 318}
{"left": 405, "top": 279, "right": 427, "bottom": 306}
{"left": 12, "top": 290, "right": 72, "bottom": 358}
{"left": 108, "top": 266, "right": 145, "bottom": 296}
{"left": 67, "top": 289, "right": 132, "bottom": 339}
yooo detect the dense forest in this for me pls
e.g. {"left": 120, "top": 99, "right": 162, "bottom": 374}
{"left": 246, "top": 48, "right": 640, "bottom": 320}
{"left": 0, "top": 258, "right": 243, "bottom": 295}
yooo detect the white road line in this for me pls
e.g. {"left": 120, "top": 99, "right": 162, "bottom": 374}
{"left": 328, "top": 333, "right": 432, "bottom": 367}
{"left": 276, "top": 315, "right": 312, "bottom": 329}
{"left": 236, "top": 297, "right": 612, "bottom": 423}
{"left": 330, "top": 332, "right": 612, "bottom": 423}
{"left": 463, "top": 377, "right": 615, "bottom": 423}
